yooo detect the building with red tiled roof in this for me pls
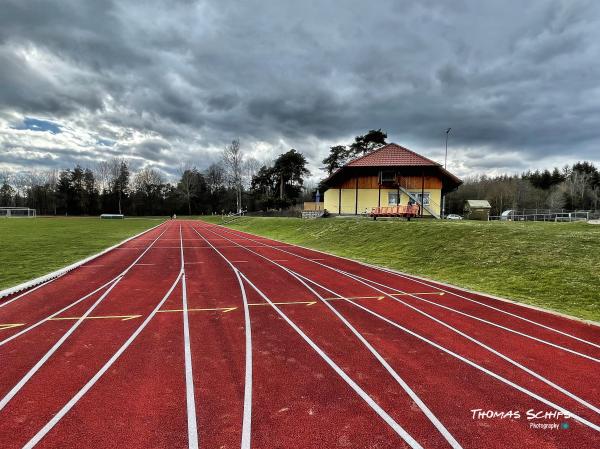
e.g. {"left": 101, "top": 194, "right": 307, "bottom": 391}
{"left": 322, "top": 143, "right": 462, "bottom": 218}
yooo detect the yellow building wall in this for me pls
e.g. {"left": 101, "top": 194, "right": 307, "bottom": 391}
{"left": 323, "top": 188, "right": 361, "bottom": 214}
{"left": 357, "top": 189, "right": 380, "bottom": 214}
{"left": 324, "top": 189, "right": 339, "bottom": 213}
{"left": 325, "top": 187, "right": 442, "bottom": 216}
{"left": 340, "top": 189, "right": 356, "bottom": 214}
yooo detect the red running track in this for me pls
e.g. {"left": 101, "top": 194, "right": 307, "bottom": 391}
{"left": 0, "top": 219, "right": 598, "bottom": 449}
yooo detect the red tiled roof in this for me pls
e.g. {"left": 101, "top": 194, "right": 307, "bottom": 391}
{"left": 346, "top": 143, "right": 439, "bottom": 167}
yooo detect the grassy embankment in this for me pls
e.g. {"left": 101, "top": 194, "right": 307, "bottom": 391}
{"left": 202, "top": 216, "right": 600, "bottom": 322}
{"left": 0, "top": 217, "right": 164, "bottom": 290}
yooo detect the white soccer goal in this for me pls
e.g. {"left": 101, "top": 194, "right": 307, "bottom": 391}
{"left": 0, "top": 207, "right": 37, "bottom": 218}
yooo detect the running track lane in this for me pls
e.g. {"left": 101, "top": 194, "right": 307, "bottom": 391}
{"left": 0, "top": 219, "right": 598, "bottom": 448}
{"left": 193, "top": 220, "right": 600, "bottom": 448}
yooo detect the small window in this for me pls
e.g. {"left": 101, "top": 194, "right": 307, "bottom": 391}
{"left": 410, "top": 192, "right": 430, "bottom": 205}
{"left": 388, "top": 192, "right": 399, "bottom": 205}
{"left": 380, "top": 170, "right": 395, "bottom": 183}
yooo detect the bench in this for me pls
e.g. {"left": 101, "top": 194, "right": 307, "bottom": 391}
{"left": 370, "top": 205, "right": 419, "bottom": 220}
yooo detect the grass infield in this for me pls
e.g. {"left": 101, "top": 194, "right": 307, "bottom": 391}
{"left": 0, "top": 217, "right": 164, "bottom": 291}
{"left": 202, "top": 216, "right": 600, "bottom": 322}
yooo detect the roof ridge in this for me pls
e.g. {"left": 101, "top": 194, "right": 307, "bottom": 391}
{"left": 345, "top": 142, "right": 441, "bottom": 168}
{"left": 343, "top": 143, "right": 390, "bottom": 166}
{"left": 386, "top": 143, "right": 441, "bottom": 166}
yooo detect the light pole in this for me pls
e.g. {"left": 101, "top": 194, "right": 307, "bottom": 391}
{"left": 442, "top": 127, "right": 451, "bottom": 218}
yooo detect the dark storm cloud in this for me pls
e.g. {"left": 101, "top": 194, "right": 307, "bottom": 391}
{"left": 1, "top": 0, "right": 599, "bottom": 179}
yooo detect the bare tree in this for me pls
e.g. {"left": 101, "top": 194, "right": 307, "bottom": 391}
{"left": 205, "top": 163, "right": 225, "bottom": 193}
{"left": 243, "top": 157, "right": 261, "bottom": 190}
{"left": 107, "top": 158, "right": 129, "bottom": 214}
{"left": 547, "top": 185, "right": 566, "bottom": 210}
{"left": 222, "top": 139, "right": 244, "bottom": 212}
{"left": 177, "top": 162, "right": 199, "bottom": 215}
{"left": 46, "top": 169, "right": 59, "bottom": 215}
{"left": 12, "top": 172, "right": 30, "bottom": 200}
{"left": 95, "top": 160, "right": 112, "bottom": 193}
{"left": 133, "top": 167, "right": 164, "bottom": 193}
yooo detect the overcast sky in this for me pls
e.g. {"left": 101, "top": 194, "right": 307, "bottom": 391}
{"left": 1, "top": 0, "right": 599, "bottom": 182}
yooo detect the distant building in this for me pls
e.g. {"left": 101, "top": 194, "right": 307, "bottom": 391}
{"left": 464, "top": 200, "right": 492, "bottom": 220}
{"left": 322, "top": 143, "right": 462, "bottom": 218}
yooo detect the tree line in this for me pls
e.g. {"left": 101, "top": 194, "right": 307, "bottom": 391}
{"left": 2, "top": 133, "right": 597, "bottom": 217}
{"left": 0, "top": 140, "right": 311, "bottom": 216}
{"left": 446, "top": 162, "right": 600, "bottom": 215}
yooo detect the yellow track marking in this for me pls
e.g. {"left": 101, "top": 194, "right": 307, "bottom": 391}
{"left": 3, "top": 292, "right": 446, "bottom": 329}
{"left": 0, "top": 323, "right": 25, "bottom": 331}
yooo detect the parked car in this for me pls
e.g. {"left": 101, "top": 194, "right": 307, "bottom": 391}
{"left": 445, "top": 214, "right": 463, "bottom": 220}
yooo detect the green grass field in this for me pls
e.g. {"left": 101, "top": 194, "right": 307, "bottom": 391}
{"left": 202, "top": 216, "right": 600, "bottom": 322}
{"left": 0, "top": 217, "right": 164, "bottom": 290}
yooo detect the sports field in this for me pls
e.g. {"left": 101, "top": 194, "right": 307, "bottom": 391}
{"left": 0, "top": 219, "right": 598, "bottom": 448}
{"left": 0, "top": 217, "right": 165, "bottom": 290}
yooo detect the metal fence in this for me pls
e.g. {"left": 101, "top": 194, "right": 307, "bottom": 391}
{"left": 489, "top": 210, "right": 591, "bottom": 222}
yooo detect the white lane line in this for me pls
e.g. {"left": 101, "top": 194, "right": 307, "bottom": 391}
{"left": 219, "top": 225, "right": 600, "bottom": 349}
{"left": 198, "top": 225, "right": 462, "bottom": 448}
{"left": 0, "top": 278, "right": 123, "bottom": 411}
{"left": 340, "top": 272, "right": 599, "bottom": 363}
{"left": 191, "top": 227, "right": 252, "bottom": 449}
{"left": 22, "top": 271, "right": 184, "bottom": 449}
{"left": 239, "top": 271, "right": 424, "bottom": 449}
{"left": 0, "top": 224, "right": 170, "bottom": 347}
{"left": 235, "top": 268, "right": 253, "bottom": 449}
{"left": 206, "top": 225, "right": 600, "bottom": 418}
{"left": 180, "top": 225, "right": 199, "bottom": 449}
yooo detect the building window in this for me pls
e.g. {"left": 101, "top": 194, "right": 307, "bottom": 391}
{"left": 380, "top": 170, "right": 395, "bottom": 183}
{"left": 388, "top": 192, "right": 399, "bottom": 205}
{"left": 409, "top": 192, "right": 430, "bottom": 205}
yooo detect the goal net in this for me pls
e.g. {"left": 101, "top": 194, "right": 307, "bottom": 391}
{"left": 0, "top": 207, "right": 37, "bottom": 218}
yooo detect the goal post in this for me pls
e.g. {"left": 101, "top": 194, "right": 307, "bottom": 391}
{"left": 0, "top": 207, "right": 37, "bottom": 218}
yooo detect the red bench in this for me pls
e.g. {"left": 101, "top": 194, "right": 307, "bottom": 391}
{"left": 370, "top": 205, "right": 419, "bottom": 219}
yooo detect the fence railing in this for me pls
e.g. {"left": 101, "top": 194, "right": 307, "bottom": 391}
{"left": 489, "top": 211, "right": 590, "bottom": 222}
